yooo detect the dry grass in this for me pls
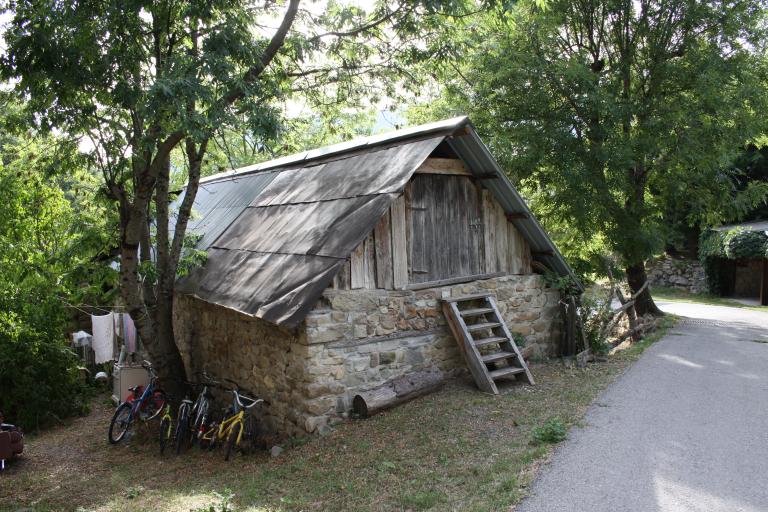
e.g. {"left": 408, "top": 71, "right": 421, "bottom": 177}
{"left": 0, "top": 317, "right": 676, "bottom": 512}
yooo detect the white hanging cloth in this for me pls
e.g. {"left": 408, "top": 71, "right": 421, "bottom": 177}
{"left": 71, "top": 330, "right": 92, "bottom": 347}
{"left": 91, "top": 313, "right": 115, "bottom": 364}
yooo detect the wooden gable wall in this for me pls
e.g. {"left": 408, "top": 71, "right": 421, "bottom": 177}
{"left": 331, "top": 158, "right": 532, "bottom": 291}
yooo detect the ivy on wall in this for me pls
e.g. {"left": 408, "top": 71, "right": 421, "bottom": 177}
{"left": 699, "top": 229, "right": 768, "bottom": 294}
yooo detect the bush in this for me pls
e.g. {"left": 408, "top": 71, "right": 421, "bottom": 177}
{"left": 723, "top": 229, "right": 768, "bottom": 259}
{"left": 532, "top": 417, "right": 567, "bottom": 445}
{"left": 0, "top": 310, "right": 88, "bottom": 431}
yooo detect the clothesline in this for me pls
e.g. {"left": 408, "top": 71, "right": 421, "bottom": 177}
{"left": 59, "top": 299, "right": 147, "bottom": 319}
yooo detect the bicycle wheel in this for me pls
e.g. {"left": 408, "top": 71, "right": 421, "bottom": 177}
{"left": 142, "top": 391, "right": 167, "bottom": 421}
{"left": 241, "top": 415, "right": 259, "bottom": 455}
{"left": 108, "top": 403, "right": 133, "bottom": 444}
{"left": 224, "top": 422, "right": 241, "bottom": 462}
{"left": 191, "top": 400, "right": 209, "bottom": 445}
{"left": 174, "top": 404, "right": 190, "bottom": 455}
{"left": 159, "top": 417, "right": 172, "bottom": 455}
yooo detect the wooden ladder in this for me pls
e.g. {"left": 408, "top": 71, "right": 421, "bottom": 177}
{"left": 442, "top": 293, "right": 534, "bottom": 394}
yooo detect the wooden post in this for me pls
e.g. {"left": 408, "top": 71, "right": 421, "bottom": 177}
{"left": 761, "top": 258, "right": 768, "bottom": 306}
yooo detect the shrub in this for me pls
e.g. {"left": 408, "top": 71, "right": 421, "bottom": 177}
{"left": 0, "top": 309, "right": 88, "bottom": 431}
{"left": 532, "top": 417, "right": 567, "bottom": 445}
{"left": 723, "top": 229, "right": 768, "bottom": 259}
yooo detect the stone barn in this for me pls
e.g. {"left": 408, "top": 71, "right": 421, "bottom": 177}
{"left": 172, "top": 117, "right": 579, "bottom": 436}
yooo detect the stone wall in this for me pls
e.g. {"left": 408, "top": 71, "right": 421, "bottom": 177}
{"left": 173, "top": 294, "right": 311, "bottom": 436}
{"left": 173, "top": 274, "right": 561, "bottom": 437}
{"left": 646, "top": 255, "right": 706, "bottom": 293}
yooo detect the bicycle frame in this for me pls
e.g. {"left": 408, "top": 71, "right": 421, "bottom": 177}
{"left": 216, "top": 410, "right": 245, "bottom": 445}
{"left": 160, "top": 404, "right": 173, "bottom": 439}
{"left": 123, "top": 367, "right": 164, "bottom": 423}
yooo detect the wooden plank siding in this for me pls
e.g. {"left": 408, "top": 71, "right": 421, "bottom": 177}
{"left": 408, "top": 174, "right": 485, "bottom": 283}
{"left": 391, "top": 193, "right": 409, "bottom": 289}
{"left": 374, "top": 209, "right": 394, "bottom": 289}
{"left": 336, "top": 173, "right": 532, "bottom": 290}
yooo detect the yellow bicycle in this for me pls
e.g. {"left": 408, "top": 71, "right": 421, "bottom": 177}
{"left": 158, "top": 403, "right": 173, "bottom": 455}
{"left": 199, "top": 381, "right": 263, "bottom": 461}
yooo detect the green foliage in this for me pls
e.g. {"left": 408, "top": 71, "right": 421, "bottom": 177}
{"left": 577, "top": 290, "right": 613, "bottom": 355}
{"left": 723, "top": 230, "right": 768, "bottom": 259}
{"left": 0, "top": 310, "right": 88, "bottom": 431}
{"left": 543, "top": 272, "right": 583, "bottom": 297}
{"left": 0, "top": 100, "right": 113, "bottom": 431}
{"left": 421, "top": 0, "right": 768, "bottom": 276}
{"left": 531, "top": 417, "right": 567, "bottom": 445}
{"left": 699, "top": 228, "right": 768, "bottom": 260}
{"left": 699, "top": 228, "right": 767, "bottom": 293}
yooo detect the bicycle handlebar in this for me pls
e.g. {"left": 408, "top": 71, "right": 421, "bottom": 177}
{"left": 142, "top": 360, "right": 157, "bottom": 378}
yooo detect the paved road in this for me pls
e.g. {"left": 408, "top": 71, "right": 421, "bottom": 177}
{"left": 517, "top": 301, "right": 768, "bottom": 512}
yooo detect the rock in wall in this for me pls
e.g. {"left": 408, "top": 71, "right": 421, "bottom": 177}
{"left": 646, "top": 255, "right": 706, "bottom": 293}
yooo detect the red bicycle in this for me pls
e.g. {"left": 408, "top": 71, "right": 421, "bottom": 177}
{"left": 108, "top": 361, "right": 167, "bottom": 444}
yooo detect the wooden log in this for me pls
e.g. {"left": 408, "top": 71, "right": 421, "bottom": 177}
{"left": 352, "top": 368, "right": 445, "bottom": 418}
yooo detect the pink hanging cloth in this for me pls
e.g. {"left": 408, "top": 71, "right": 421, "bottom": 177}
{"left": 123, "top": 314, "right": 137, "bottom": 354}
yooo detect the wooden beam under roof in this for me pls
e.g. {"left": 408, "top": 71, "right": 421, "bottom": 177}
{"left": 415, "top": 157, "right": 472, "bottom": 176}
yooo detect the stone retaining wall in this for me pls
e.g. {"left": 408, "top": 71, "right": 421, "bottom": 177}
{"left": 646, "top": 255, "right": 706, "bottom": 293}
{"left": 173, "top": 274, "right": 562, "bottom": 437}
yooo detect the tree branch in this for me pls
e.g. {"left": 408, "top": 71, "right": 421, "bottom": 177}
{"left": 220, "top": 0, "right": 300, "bottom": 107}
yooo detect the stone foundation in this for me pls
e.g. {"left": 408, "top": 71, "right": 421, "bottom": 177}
{"left": 646, "top": 255, "right": 705, "bottom": 293}
{"left": 173, "top": 274, "right": 561, "bottom": 437}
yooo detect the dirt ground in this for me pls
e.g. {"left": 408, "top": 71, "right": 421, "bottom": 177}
{"left": 0, "top": 327, "right": 672, "bottom": 512}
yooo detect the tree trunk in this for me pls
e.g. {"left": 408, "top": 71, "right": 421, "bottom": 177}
{"left": 118, "top": 155, "right": 187, "bottom": 397}
{"left": 625, "top": 262, "right": 663, "bottom": 317}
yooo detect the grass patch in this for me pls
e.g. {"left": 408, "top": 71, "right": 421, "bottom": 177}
{"left": 400, "top": 490, "right": 444, "bottom": 510}
{"left": 531, "top": 417, "right": 567, "bottom": 445}
{"left": 652, "top": 287, "right": 767, "bottom": 312}
{"left": 0, "top": 317, "right": 678, "bottom": 512}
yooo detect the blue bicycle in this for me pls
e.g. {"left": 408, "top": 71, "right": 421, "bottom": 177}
{"left": 108, "top": 361, "right": 168, "bottom": 444}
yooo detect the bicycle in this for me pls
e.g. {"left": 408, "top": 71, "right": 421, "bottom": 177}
{"left": 173, "top": 395, "right": 194, "bottom": 454}
{"left": 199, "top": 379, "right": 264, "bottom": 461}
{"left": 189, "top": 372, "right": 219, "bottom": 448}
{"left": 108, "top": 361, "right": 167, "bottom": 445}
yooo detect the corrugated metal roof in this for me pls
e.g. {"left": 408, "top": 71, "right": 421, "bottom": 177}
{"left": 199, "top": 116, "right": 469, "bottom": 184}
{"left": 176, "top": 136, "right": 446, "bottom": 326}
{"left": 176, "top": 117, "right": 581, "bottom": 327}
{"left": 171, "top": 171, "right": 278, "bottom": 250}
{"left": 712, "top": 220, "right": 768, "bottom": 232}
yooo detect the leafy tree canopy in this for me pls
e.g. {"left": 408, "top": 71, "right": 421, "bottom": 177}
{"left": 418, "top": 0, "right": 768, "bottom": 313}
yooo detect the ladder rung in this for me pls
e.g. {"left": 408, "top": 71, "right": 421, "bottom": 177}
{"left": 489, "top": 366, "right": 526, "bottom": 379}
{"left": 444, "top": 293, "right": 493, "bottom": 302}
{"left": 473, "top": 336, "right": 507, "bottom": 347}
{"left": 466, "top": 322, "right": 501, "bottom": 332}
{"left": 482, "top": 351, "right": 517, "bottom": 363}
{"left": 460, "top": 307, "right": 494, "bottom": 317}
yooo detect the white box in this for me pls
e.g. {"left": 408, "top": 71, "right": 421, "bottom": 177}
{"left": 112, "top": 364, "right": 150, "bottom": 403}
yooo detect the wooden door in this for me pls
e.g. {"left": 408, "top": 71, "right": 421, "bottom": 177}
{"left": 407, "top": 174, "right": 485, "bottom": 284}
